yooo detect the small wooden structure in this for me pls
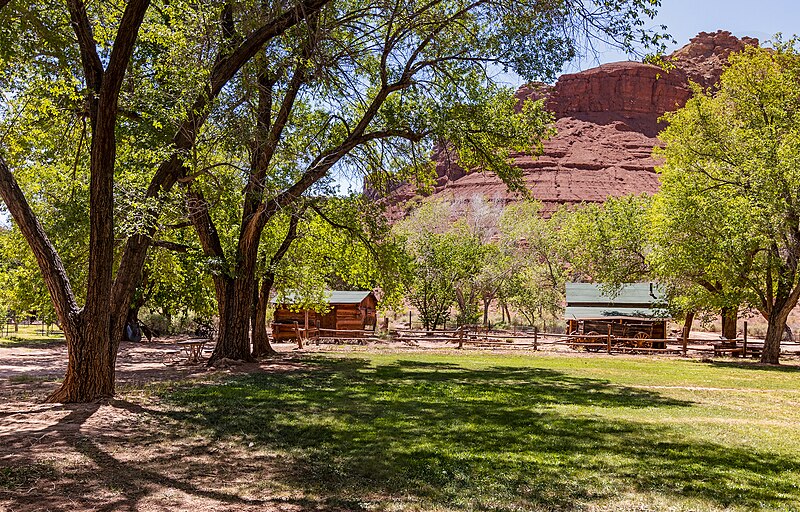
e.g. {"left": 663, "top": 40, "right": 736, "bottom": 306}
{"left": 271, "top": 290, "right": 378, "bottom": 342}
{"left": 565, "top": 282, "right": 670, "bottom": 348}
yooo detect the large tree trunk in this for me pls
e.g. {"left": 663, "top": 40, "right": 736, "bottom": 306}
{"left": 682, "top": 310, "right": 695, "bottom": 339}
{"left": 252, "top": 276, "right": 278, "bottom": 357}
{"left": 47, "top": 322, "right": 115, "bottom": 402}
{"left": 762, "top": 306, "right": 790, "bottom": 364}
{"left": 1, "top": 0, "right": 325, "bottom": 403}
{"left": 210, "top": 275, "right": 257, "bottom": 363}
{"left": 721, "top": 306, "right": 737, "bottom": 340}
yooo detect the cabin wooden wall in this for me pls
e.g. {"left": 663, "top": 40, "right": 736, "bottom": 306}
{"left": 362, "top": 295, "right": 377, "bottom": 327}
{"left": 272, "top": 293, "right": 378, "bottom": 340}
{"left": 274, "top": 308, "right": 320, "bottom": 325}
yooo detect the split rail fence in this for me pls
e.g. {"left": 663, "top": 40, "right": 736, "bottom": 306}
{"left": 278, "top": 322, "right": 784, "bottom": 358}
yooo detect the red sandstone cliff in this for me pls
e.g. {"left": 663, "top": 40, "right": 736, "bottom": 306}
{"left": 377, "top": 31, "right": 757, "bottom": 216}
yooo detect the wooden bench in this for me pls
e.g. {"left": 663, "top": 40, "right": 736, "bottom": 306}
{"left": 713, "top": 341, "right": 743, "bottom": 357}
{"left": 161, "top": 349, "right": 181, "bottom": 365}
{"left": 744, "top": 344, "right": 764, "bottom": 358}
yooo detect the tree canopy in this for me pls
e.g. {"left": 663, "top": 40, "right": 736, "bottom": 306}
{"left": 654, "top": 40, "right": 800, "bottom": 363}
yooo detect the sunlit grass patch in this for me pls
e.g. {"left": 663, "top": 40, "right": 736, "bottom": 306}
{"left": 0, "top": 323, "right": 65, "bottom": 347}
{"left": 161, "top": 353, "right": 800, "bottom": 511}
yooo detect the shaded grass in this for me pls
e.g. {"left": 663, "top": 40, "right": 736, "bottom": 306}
{"left": 160, "top": 353, "right": 800, "bottom": 511}
{"left": 0, "top": 462, "right": 55, "bottom": 490}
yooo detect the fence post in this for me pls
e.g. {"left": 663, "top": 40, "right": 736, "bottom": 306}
{"left": 533, "top": 326, "right": 538, "bottom": 351}
{"left": 294, "top": 321, "right": 303, "bottom": 349}
{"left": 682, "top": 328, "right": 687, "bottom": 356}
{"left": 743, "top": 320, "right": 748, "bottom": 355}
{"left": 607, "top": 324, "right": 612, "bottom": 354}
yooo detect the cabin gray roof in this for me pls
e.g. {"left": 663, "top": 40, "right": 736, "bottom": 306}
{"left": 564, "top": 282, "right": 669, "bottom": 320}
{"left": 272, "top": 290, "right": 373, "bottom": 305}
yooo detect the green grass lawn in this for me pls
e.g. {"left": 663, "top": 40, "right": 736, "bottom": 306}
{"left": 159, "top": 352, "right": 800, "bottom": 511}
{"left": 0, "top": 323, "right": 65, "bottom": 347}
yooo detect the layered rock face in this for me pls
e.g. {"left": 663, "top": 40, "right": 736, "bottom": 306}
{"left": 377, "top": 31, "right": 756, "bottom": 217}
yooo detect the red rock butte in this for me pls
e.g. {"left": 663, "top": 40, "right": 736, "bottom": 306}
{"left": 374, "top": 31, "right": 758, "bottom": 217}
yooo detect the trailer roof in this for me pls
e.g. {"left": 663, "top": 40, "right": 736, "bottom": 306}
{"left": 564, "top": 282, "right": 670, "bottom": 320}
{"left": 273, "top": 290, "right": 374, "bottom": 305}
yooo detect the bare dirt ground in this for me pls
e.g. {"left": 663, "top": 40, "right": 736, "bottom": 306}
{"left": 0, "top": 340, "right": 317, "bottom": 512}
{"left": 1, "top": 337, "right": 798, "bottom": 512}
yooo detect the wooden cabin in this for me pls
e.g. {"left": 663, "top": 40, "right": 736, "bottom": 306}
{"left": 271, "top": 290, "right": 378, "bottom": 342}
{"left": 565, "top": 282, "right": 670, "bottom": 341}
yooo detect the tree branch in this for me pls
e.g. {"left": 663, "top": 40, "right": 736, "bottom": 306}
{"left": 101, "top": 0, "right": 151, "bottom": 109}
{"left": 185, "top": 188, "right": 225, "bottom": 260}
{"left": 0, "top": 156, "right": 80, "bottom": 325}
{"left": 308, "top": 201, "right": 378, "bottom": 258}
{"left": 151, "top": 240, "right": 193, "bottom": 253}
{"left": 66, "top": 0, "right": 103, "bottom": 98}
{"left": 113, "top": 0, "right": 331, "bottom": 310}
{"left": 270, "top": 203, "right": 308, "bottom": 267}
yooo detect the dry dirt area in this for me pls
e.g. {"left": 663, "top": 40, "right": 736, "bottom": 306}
{"left": 0, "top": 341, "right": 323, "bottom": 512}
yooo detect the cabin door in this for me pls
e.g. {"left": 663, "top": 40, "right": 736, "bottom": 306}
{"left": 321, "top": 309, "right": 337, "bottom": 330}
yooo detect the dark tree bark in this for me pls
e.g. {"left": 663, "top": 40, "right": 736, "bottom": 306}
{"left": 198, "top": 13, "right": 431, "bottom": 357}
{"left": 252, "top": 207, "right": 304, "bottom": 357}
{"left": 213, "top": 274, "right": 258, "bottom": 362}
{"left": 762, "top": 306, "right": 791, "bottom": 364}
{"left": 721, "top": 306, "right": 737, "bottom": 340}
{"left": 0, "top": 0, "right": 330, "bottom": 402}
{"left": 757, "top": 247, "right": 800, "bottom": 364}
{"left": 0, "top": 0, "right": 150, "bottom": 403}
{"left": 251, "top": 276, "right": 277, "bottom": 358}
{"left": 682, "top": 310, "right": 695, "bottom": 341}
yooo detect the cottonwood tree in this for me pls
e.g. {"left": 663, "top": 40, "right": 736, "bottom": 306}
{"left": 182, "top": 0, "right": 669, "bottom": 360}
{"left": 655, "top": 41, "right": 800, "bottom": 364}
{"left": 453, "top": 198, "right": 525, "bottom": 326}
{"left": 648, "top": 191, "right": 749, "bottom": 340}
{"left": 555, "top": 194, "right": 742, "bottom": 338}
{"left": 0, "top": 0, "right": 331, "bottom": 402}
{"left": 250, "top": 196, "right": 405, "bottom": 356}
{"left": 556, "top": 195, "right": 653, "bottom": 285}
{"left": 499, "top": 201, "right": 566, "bottom": 328}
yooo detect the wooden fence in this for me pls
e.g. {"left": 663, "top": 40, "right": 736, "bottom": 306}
{"left": 276, "top": 323, "right": 792, "bottom": 358}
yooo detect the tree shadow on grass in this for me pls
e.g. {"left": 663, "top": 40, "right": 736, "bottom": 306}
{"left": 0, "top": 338, "right": 65, "bottom": 349}
{"left": 158, "top": 356, "right": 800, "bottom": 511}
{"left": 709, "top": 359, "right": 800, "bottom": 373}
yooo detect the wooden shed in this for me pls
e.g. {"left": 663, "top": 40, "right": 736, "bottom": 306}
{"left": 271, "top": 290, "right": 378, "bottom": 342}
{"left": 565, "top": 282, "right": 670, "bottom": 340}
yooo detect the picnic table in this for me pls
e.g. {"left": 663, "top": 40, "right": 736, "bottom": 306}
{"left": 176, "top": 339, "right": 208, "bottom": 363}
{"left": 712, "top": 340, "right": 744, "bottom": 357}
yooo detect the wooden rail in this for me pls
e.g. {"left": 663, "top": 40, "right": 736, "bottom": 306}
{"left": 272, "top": 325, "right": 796, "bottom": 357}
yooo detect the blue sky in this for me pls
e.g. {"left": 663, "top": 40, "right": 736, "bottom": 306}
{"left": 567, "top": 0, "right": 799, "bottom": 72}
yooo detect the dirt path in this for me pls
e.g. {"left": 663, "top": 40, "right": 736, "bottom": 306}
{"left": 0, "top": 340, "right": 325, "bottom": 512}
